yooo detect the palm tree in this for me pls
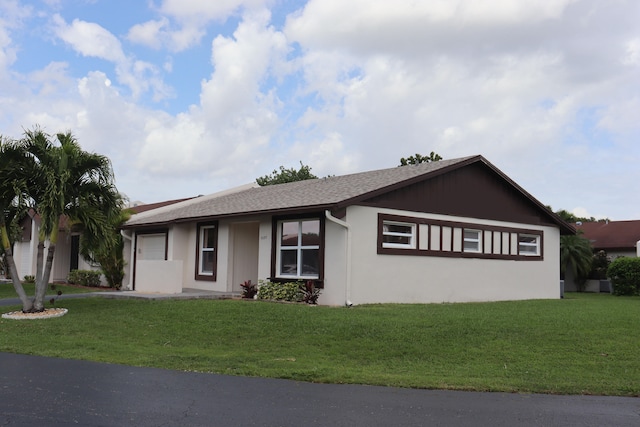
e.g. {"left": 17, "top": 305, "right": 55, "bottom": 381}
{"left": 0, "top": 135, "right": 33, "bottom": 310}
{"left": 79, "top": 205, "right": 131, "bottom": 289}
{"left": 20, "top": 128, "right": 122, "bottom": 312}
{"left": 560, "top": 234, "right": 593, "bottom": 290}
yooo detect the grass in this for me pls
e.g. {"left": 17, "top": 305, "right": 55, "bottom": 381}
{"left": 1, "top": 292, "right": 638, "bottom": 396}
{"left": 0, "top": 282, "right": 105, "bottom": 299}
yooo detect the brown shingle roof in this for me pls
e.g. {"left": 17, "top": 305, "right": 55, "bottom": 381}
{"left": 123, "top": 155, "right": 572, "bottom": 233}
{"left": 577, "top": 220, "right": 640, "bottom": 251}
{"left": 128, "top": 197, "right": 195, "bottom": 214}
{"left": 125, "top": 156, "right": 476, "bottom": 227}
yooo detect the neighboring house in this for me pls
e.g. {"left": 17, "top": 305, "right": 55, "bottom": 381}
{"left": 563, "top": 220, "right": 640, "bottom": 293}
{"left": 121, "top": 155, "right": 574, "bottom": 306}
{"left": 11, "top": 197, "right": 193, "bottom": 283}
{"left": 576, "top": 220, "right": 640, "bottom": 259}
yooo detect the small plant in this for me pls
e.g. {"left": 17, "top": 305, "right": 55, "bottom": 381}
{"left": 608, "top": 257, "right": 640, "bottom": 296}
{"left": 67, "top": 269, "right": 102, "bottom": 287}
{"left": 299, "top": 280, "right": 321, "bottom": 305}
{"left": 240, "top": 280, "right": 257, "bottom": 299}
{"left": 22, "top": 275, "right": 35, "bottom": 284}
{"left": 257, "top": 280, "right": 301, "bottom": 302}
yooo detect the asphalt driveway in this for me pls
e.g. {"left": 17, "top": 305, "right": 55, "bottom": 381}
{"left": 0, "top": 352, "right": 638, "bottom": 426}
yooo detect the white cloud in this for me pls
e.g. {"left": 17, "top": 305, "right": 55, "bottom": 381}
{"left": 51, "top": 15, "right": 174, "bottom": 101}
{"left": 278, "top": 0, "right": 640, "bottom": 219}
{"left": 52, "top": 14, "right": 126, "bottom": 62}
{"left": 126, "top": 18, "right": 169, "bottom": 50}
{"left": 136, "top": 8, "right": 287, "bottom": 180}
{"left": 0, "top": 1, "right": 32, "bottom": 74}
{"left": 2, "top": 0, "right": 639, "bottom": 219}
{"left": 135, "top": 0, "right": 269, "bottom": 52}
{"left": 160, "top": 0, "right": 247, "bottom": 20}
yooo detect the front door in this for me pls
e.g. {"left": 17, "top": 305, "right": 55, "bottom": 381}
{"left": 230, "top": 223, "right": 259, "bottom": 292}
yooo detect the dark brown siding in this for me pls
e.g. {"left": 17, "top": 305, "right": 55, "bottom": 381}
{"left": 363, "top": 162, "right": 555, "bottom": 227}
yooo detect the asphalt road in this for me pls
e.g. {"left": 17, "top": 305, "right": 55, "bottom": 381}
{"left": 0, "top": 353, "right": 638, "bottom": 426}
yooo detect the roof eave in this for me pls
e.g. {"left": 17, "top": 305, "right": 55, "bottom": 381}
{"left": 121, "top": 203, "right": 337, "bottom": 229}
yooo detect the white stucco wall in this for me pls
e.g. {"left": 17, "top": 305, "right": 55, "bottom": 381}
{"left": 321, "top": 217, "right": 349, "bottom": 306}
{"left": 342, "top": 206, "right": 561, "bottom": 305}
{"left": 121, "top": 235, "right": 133, "bottom": 289}
{"left": 135, "top": 260, "right": 183, "bottom": 293}
{"left": 257, "top": 221, "right": 273, "bottom": 281}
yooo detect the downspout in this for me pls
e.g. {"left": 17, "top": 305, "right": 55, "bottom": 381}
{"left": 120, "top": 229, "right": 134, "bottom": 290}
{"left": 325, "top": 210, "right": 353, "bottom": 307}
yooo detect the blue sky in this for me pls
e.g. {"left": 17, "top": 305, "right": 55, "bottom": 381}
{"left": 1, "top": 0, "right": 639, "bottom": 220}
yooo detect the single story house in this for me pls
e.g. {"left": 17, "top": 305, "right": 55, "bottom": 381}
{"left": 121, "top": 155, "right": 574, "bottom": 306}
{"left": 11, "top": 197, "right": 193, "bottom": 283}
{"left": 562, "top": 220, "right": 640, "bottom": 293}
{"left": 576, "top": 220, "right": 640, "bottom": 259}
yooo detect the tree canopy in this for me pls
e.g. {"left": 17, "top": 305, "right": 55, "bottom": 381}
{"left": 399, "top": 151, "right": 442, "bottom": 166}
{"left": 551, "top": 207, "right": 609, "bottom": 224}
{"left": 256, "top": 162, "right": 318, "bottom": 186}
{"left": 0, "top": 126, "right": 122, "bottom": 312}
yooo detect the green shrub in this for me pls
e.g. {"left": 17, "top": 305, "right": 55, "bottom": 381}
{"left": 257, "top": 280, "right": 302, "bottom": 302}
{"left": 608, "top": 257, "right": 640, "bottom": 296}
{"left": 22, "top": 275, "right": 35, "bottom": 284}
{"left": 67, "top": 269, "right": 102, "bottom": 287}
{"left": 299, "top": 280, "right": 321, "bottom": 304}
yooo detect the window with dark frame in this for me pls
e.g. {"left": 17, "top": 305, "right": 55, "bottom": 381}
{"left": 463, "top": 229, "right": 482, "bottom": 253}
{"left": 377, "top": 213, "right": 543, "bottom": 261}
{"left": 382, "top": 221, "right": 416, "bottom": 249}
{"left": 518, "top": 234, "right": 540, "bottom": 256}
{"left": 195, "top": 222, "right": 218, "bottom": 281}
{"left": 277, "top": 219, "right": 320, "bottom": 279}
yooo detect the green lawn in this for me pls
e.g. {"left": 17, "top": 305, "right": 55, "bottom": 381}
{"left": 0, "top": 282, "right": 104, "bottom": 299}
{"left": 1, "top": 293, "right": 638, "bottom": 396}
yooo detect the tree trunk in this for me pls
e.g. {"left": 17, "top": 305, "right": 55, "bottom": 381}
{"left": 0, "top": 225, "right": 33, "bottom": 312}
{"left": 35, "top": 239, "right": 44, "bottom": 287}
{"left": 33, "top": 242, "right": 55, "bottom": 312}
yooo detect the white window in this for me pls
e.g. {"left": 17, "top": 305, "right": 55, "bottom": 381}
{"left": 518, "top": 234, "right": 540, "bottom": 256}
{"left": 382, "top": 221, "right": 416, "bottom": 249}
{"left": 278, "top": 219, "right": 320, "bottom": 278}
{"left": 463, "top": 229, "right": 482, "bottom": 253}
{"left": 197, "top": 224, "right": 217, "bottom": 279}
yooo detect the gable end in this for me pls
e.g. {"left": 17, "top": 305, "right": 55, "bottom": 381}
{"left": 360, "top": 162, "right": 558, "bottom": 228}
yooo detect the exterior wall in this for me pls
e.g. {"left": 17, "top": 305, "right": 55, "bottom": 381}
{"left": 135, "top": 260, "right": 183, "bottom": 293}
{"left": 12, "top": 219, "right": 37, "bottom": 280}
{"left": 131, "top": 218, "right": 269, "bottom": 293}
{"left": 228, "top": 222, "right": 260, "bottom": 292}
{"left": 344, "top": 206, "right": 560, "bottom": 305}
{"left": 607, "top": 250, "right": 636, "bottom": 260}
{"left": 122, "top": 234, "right": 133, "bottom": 289}
{"left": 321, "top": 217, "right": 348, "bottom": 306}
{"left": 257, "top": 221, "right": 272, "bottom": 282}
{"left": 11, "top": 221, "right": 100, "bottom": 284}
{"left": 177, "top": 220, "right": 229, "bottom": 292}
{"left": 12, "top": 240, "right": 33, "bottom": 280}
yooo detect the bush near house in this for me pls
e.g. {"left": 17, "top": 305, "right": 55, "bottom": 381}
{"left": 67, "top": 270, "right": 102, "bottom": 288}
{"left": 257, "top": 281, "right": 301, "bottom": 302}
{"left": 608, "top": 257, "right": 640, "bottom": 296}
{"left": 256, "top": 280, "right": 322, "bottom": 304}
